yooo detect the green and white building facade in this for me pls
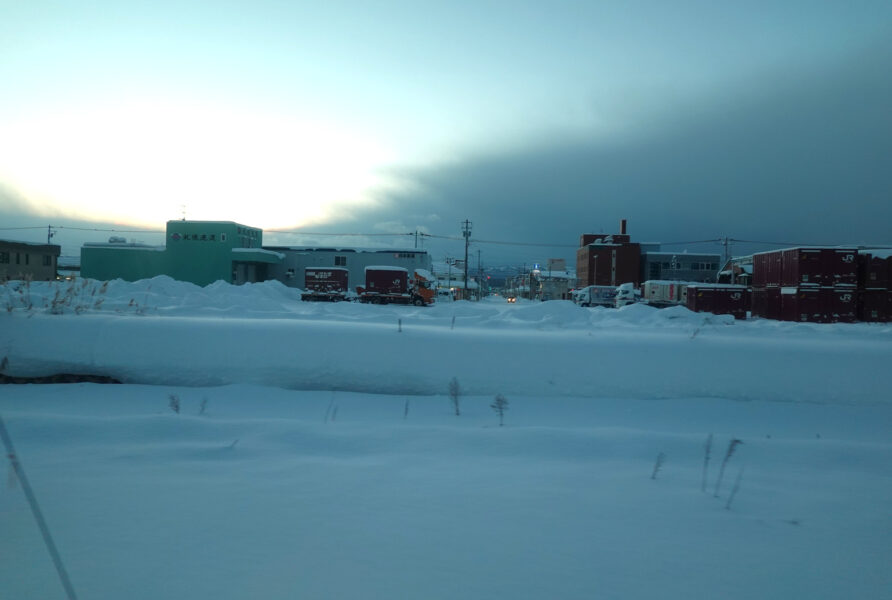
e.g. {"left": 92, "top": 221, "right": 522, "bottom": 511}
{"left": 81, "top": 221, "right": 283, "bottom": 286}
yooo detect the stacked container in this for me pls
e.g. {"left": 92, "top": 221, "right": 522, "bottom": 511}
{"left": 856, "top": 252, "right": 892, "bottom": 322}
{"left": 685, "top": 284, "right": 751, "bottom": 319}
{"left": 752, "top": 248, "right": 858, "bottom": 323}
{"left": 751, "top": 250, "right": 783, "bottom": 320}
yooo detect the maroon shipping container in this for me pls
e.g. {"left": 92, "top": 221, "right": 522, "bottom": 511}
{"left": 752, "top": 250, "right": 783, "bottom": 287}
{"left": 751, "top": 287, "right": 782, "bottom": 320}
{"left": 824, "top": 287, "right": 857, "bottom": 323}
{"left": 857, "top": 253, "right": 891, "bottom": 290}
{"left": 364, "top": 266, "right": 408, "bottom": 295}
{"left": 779, "top": 248, "right": 858, "bottom": 287}
{"left": 857, "top": 290, "right": 891, "bottom": 322}
{"left": 685, "top": 285, "right": 750, "bottom": 319}
{"left": 780, "top": 287, "right": 857, "bottom": 323}
{"left": 780, "top": 287, "right": 826, "bottom": 322}
{"left": 781, "top": 248, "right": 824, "bottom": 287}
{"left": 304, "top": 267, "right": 349, "bottom": 294}
{"left": 752, "top": 253, "right": 766, "bottom": 288}
{"left": 822, "top": 248, "right": 858, "bottom": 287}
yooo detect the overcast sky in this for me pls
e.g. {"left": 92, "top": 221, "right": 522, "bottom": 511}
{"left": 1, "top": 1, "right": 890, "bottom": 264}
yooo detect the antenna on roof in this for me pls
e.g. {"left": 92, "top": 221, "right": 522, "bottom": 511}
{"left": 180, "top": 205, "right": 186, "bottom": 221}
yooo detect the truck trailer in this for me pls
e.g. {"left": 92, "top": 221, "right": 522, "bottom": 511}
{"left": 357, "top": 266, "right": 436, "bottom": 306}
{"left": 642, "top": 280, "right": 694, "bottom": 308}
{"left": 573, "top": 285, "right": 617, "bottom": 307}
{"left": 301, "top": 267, "right": 349, "bottom": 301}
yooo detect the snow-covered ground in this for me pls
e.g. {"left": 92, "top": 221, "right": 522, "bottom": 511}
{"left": 1, "top": 277, "right": 890, "bottom": 599}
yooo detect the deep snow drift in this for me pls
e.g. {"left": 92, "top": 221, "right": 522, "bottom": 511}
{"left": 1, "top": 277, "right": 890, "bottom": 600}
{"left": 1, "top": 276, "right": 889, "bottom": 401}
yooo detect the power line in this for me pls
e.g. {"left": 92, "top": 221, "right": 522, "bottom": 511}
{"left": 729, "top": 238, "right": 827, "bottom": 247}
{"left": 266, "top": 230, "right": 413, "bottom": 237}
{"left": 471, "top": 238, "right": 577, "bottom": 248}
{"left": 658, "top": 239, "right": 723, "bottom": 246}
{"left": 0, "top": 225, "right": 164, "bottom": 234}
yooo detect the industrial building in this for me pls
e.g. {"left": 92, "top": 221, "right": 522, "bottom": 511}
{"left": 640, "top": 252, "right": 721, "bottom": 283}
{"left": 81, "top": 220, "right": 283, "bottom": 286}
{"left": 576, "top": 221, "right": 720, "bottom": 287}
{"left": 264, "top": 247, "right": 432, "bottom": 292}
{"left": 576, "top": 225, "right": 641, "bottom": 288}
{"left": 0, "top": 239, "right": 61, "bottom": 281}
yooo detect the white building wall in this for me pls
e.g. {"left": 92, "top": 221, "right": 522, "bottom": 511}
{"left": 265, "top": 248, "right": 432, "bottom": 291}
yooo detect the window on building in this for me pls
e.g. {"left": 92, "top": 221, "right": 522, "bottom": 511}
{"left": 649, "top": 263, "right": 661, "bottom": 279}
{"left": 16, "top": 253, "right": 20, "bottom": 265}
{"left": 221, "top": 233, "right": 227, "bottom": 242}
{"left": 692, "top": 263, "right": 700, "bottom": 271}
{"left": 43, "top": 255, "right": 52, "bottom": 266}
{"left": 25, "top": 254, "right": 30, "bottom": 265}
{"left": 335, "top": 256, "right": 346, "bottom": 266}
{"left": 0, "top": 252, "right": 9, "bottom": 264}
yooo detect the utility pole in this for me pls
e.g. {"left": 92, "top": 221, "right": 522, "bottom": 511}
{"left": 414, "top": 230, "right": 418, "bottom": 249}
{"left": 462, "top": 219, "right": 472, "bottom": 299}
{"left": 477, "top": 249, "right": 482, "bottom": 299}
{"left": 47, "top": 225, "right": 55, "bottom": 245}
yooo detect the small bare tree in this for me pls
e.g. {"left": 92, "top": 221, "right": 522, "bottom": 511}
{"left": 448, "top": 377, "right": 461, "bottom": 416}
{"left": 725, "top": 467, "right": 745, "bottom": 510}
{"left": 714, "top": 438, "right": 743, "bottom": 497}
{"left": 168, "top": 394, "right": 180, "bottom": 414}
{"left": 651, "top": 452, "right": 666, "bottom": 479}
{"left": 701, "top": 433, "right": 713, "bottom": 493}
{"left": 491, "top": 394, "right": 509, "bottom": 427}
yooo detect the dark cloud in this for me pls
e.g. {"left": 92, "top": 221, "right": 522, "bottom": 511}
{"left": 340, "top": 41, "right": 892, "bottom": 264}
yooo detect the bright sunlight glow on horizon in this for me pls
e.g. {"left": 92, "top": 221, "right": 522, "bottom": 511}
{"left": 0, "top": 97, "right": 401, "bottom": 229}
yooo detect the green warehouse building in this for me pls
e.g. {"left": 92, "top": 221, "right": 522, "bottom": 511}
{"left": 81, "top": 220, "right": 283, "bottom": 286}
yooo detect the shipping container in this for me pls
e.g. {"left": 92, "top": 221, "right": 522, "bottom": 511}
{"left": 857, "top": 253, "right": 891, "bottom": 290}
{"left": 642, "top": 280, "right": 691, "bottom": 307}
{"left": 751, "top": 287, "right": 782, "bottom": 320}
{"left": 364, "top": 266, "right": 408, "bottom": 295}
{"left": 857, "top": 289, "right": 890, "bottom": 322}
{"left": 781, "top": 248, "right": 824, "bottom": 287}
{"left": 302, "top": 267, "right": 349, "bottom": 301}
{"left": 778, "top": 247, "right": 857, "bottom": 287}
{"left": 755, "top": 247, "right": 858, "bottom": 288}
{"left": 779, "top": 287, "right": 857, "bottom": 323}
{"left": 685, "top": 284, "right": 750, "bottom": 319}
{"left": 822, "top": 248, "right": 858, "bottom": 287}
{"left": 752, "top": 253, "right": 765, "bottom": 288}
{"left": 752, "top": 250, "right": 782, "bottom": 287}
{"left": 824, "top": 287, "right": 857, "bottom": 323}
{"left": 780, "top": 287, "right": 826, "bottom": 322}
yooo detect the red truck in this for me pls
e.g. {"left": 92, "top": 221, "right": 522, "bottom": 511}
{"left": 301, "top": 267, "right": 349, "bottom": 302}
{"left": 357, "top": 267, "right": 436, "bottom": 306}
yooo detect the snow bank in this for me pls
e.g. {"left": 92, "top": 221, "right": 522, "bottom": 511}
{"left": 2, "top": 278, "right": 889, "bottom": 402}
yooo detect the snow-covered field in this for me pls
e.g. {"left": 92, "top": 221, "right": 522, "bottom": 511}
{"left": 1, "top": 277, "right": 890, "bottom": 599}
